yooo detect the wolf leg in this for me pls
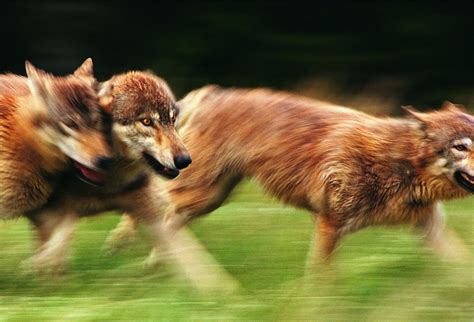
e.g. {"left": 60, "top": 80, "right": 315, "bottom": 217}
{"left": 24, "top": 211, "right": 77, "bottom": 275}
{"left": 27, "top": 213, "right": 55, "bottom": 247}
{"left": 143, "top": 215, "right": 240, "bottom": 294}
{"left": 102, "top": 212, "right": 138, "bottom": 254}
{"left": 122, "top": 182, "right": 239, "bottom": 294}
{"left": 417, "top": 202, "right": 469, "bottom": 262}
{"left": 306, "top": 215, "right": 341, "bottom": 272}
{"left": 143, "top": 173, "right": 243, "bottom": 267}
{"left": 142, "top": 204, "right": 188, "bottom": 268}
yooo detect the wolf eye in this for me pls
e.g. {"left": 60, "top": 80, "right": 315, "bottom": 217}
{"left": 140, "top": 118, "right": 152, "bottom": 126}
{"left": 453, "top": 144, "right": 468, "bottom": 152}
{"left": 63, "top": 120, "right": 78, "bottom": 130}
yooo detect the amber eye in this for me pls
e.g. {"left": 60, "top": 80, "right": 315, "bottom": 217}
{"left": 453, "top": 144, "right": 468, "bottom": 152}
{"left": 140, "top": 118, "right": 152, "bottom": 126}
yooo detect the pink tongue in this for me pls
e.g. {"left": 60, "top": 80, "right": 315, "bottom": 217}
{"left": 75, "top": 163, "right": 105, "bottom": 183}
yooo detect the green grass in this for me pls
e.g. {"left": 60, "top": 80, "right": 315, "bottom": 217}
{"left": 0, "top": 180, "right": 472, "bottom": 321}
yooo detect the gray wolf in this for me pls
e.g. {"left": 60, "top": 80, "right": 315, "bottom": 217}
{"left": 110, "top": 86, "right": 473, "bottom": 268}
{"left": 0, "top": 59, "right": 111, "bottom": 220}
{"left": 24, "top": 71, "right": 192, "bottom": 274}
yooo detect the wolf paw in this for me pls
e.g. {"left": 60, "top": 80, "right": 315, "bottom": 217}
{"left": 428, "top": 230, "right": 471, "bottom": 263}
{"left": 437, "top": 243, "right": 470, "bottom": 263}
{"left": 20, "top": 254, "right": 66, "bottom": 276}
{"left": 142, "top": 250, "right": 167, "bottom": 271}
{"left": 102, "top": 228, "right": 137, "bottom": 255}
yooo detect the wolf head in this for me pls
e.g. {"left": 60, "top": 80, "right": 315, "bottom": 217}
{"left": 24, "top": 59, "right": 112, "bottom": 184}
{"left": 405, "top": 102, "right": 474, "bottom": 195}
{"left": 98, "top": 71, "right": 190, "bottom": 179}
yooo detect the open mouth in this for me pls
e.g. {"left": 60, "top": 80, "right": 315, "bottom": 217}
{"left": 454, "top": 170, "right": 474, "bottom": 193}
{"left": 142, "top": 152, "right": 180, "bottom": 179}
{"left": 73, "top": 161, "right": 106, "bottom": 186}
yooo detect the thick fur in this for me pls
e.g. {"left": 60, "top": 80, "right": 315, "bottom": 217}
{"left": 100, "top": 71, "right": 186, "bottom": 174}
{"left": 27, "top": 75, "right": 237, "bottom": 291}
{"left": 0, "top": 73, "right": 30, "bottom": 96}
{"left": 24, "top": 71, "right": 192, "bottom": 274}
{"left": 0, "top": 60, "right": 111, "bottom": 219}
{"left": 111, "top": 86, "right": 473, "bottom": 266}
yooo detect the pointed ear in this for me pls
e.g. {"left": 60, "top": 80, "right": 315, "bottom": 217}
{"left": 25, "top": 60, "right": 48, "bottom": 99}
{"left": 402, "top": 105, "right": 435, "bottom": 139}
{"left": 441, "top": 101, "right": 465, "bottom": 112}
{"left": 73, "top": 58, "right": 97, "bottom": 88}
{"left": 97, "top": 80, "right": 114, "bottom": 114}
{"left": 74, "top": 58, "right": 94, "bottom": 78}
{"left": 402, "top": 105, "right": 430, "bottom": 124}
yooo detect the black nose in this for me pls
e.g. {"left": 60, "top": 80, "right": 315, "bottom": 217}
{"left": 174, "top": 155, "right": 192, "bottom": 169}
{"left": 96, "top": 156, "right": 114, "bottom": 169}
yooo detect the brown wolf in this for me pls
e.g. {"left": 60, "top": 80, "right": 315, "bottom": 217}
{"left": 23, "top": 71, "right": 193, "bottom": 274}
{"left": 109, "top": 86, "right": 473, "bottom": 268}
{"left": 0, "top": 59, "right": 111, "bottom": 220}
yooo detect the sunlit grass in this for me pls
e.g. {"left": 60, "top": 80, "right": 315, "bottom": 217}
{"left": 0, "top": 180, "right": 472, "bottom": 321}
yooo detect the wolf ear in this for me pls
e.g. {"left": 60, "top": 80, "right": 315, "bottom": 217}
{"left": 74, "top": 58, "right": 94, "bottom": 78}
{"left": 73, "top": 58, "right": 97, "bottom": 88}
{"left": 402, "top": 105, "right": 434, "bottom": 138}
{"left": 98, "top": 80, "right": 114, "bottom": 114}
{"left": 441, "top": 101, "right": 465, "bottom": 112}
{"left": 25, "top": 61, "right": 48, "bottom": 99}
{"left": 402, "top": 105, "right": 430, "bottom": 123}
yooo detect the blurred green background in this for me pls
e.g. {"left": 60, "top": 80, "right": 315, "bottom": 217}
{"left": 0, "top": 182, "right": 472, "bottom": 321}
{"left": 0, "top": 2, "right": 473, "bottom": 321}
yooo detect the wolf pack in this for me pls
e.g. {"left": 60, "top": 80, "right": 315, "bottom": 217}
{"left": 0, "top": 59, "right": 472, "bottom": 290}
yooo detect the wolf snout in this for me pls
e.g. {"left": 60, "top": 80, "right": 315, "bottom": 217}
{"left": 174, "top": 155, "right": 192, "bottom": 169}
{"left": 96, "top": 156, "right": 114, "bottom": 169}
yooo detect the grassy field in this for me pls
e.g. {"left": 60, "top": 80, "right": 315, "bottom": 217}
{"left": 0, "top": 180, "right": 472, "bottom": 321}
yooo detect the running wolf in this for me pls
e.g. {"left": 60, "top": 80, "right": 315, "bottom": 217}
{"left": 110, "top": 86, "right": 473, "bottom": 267}
{"left": 0, "top": 60, "right": 111, "bottom": 219}
{"left": 24, "top": 71, "right": 192, "bottom": 274}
